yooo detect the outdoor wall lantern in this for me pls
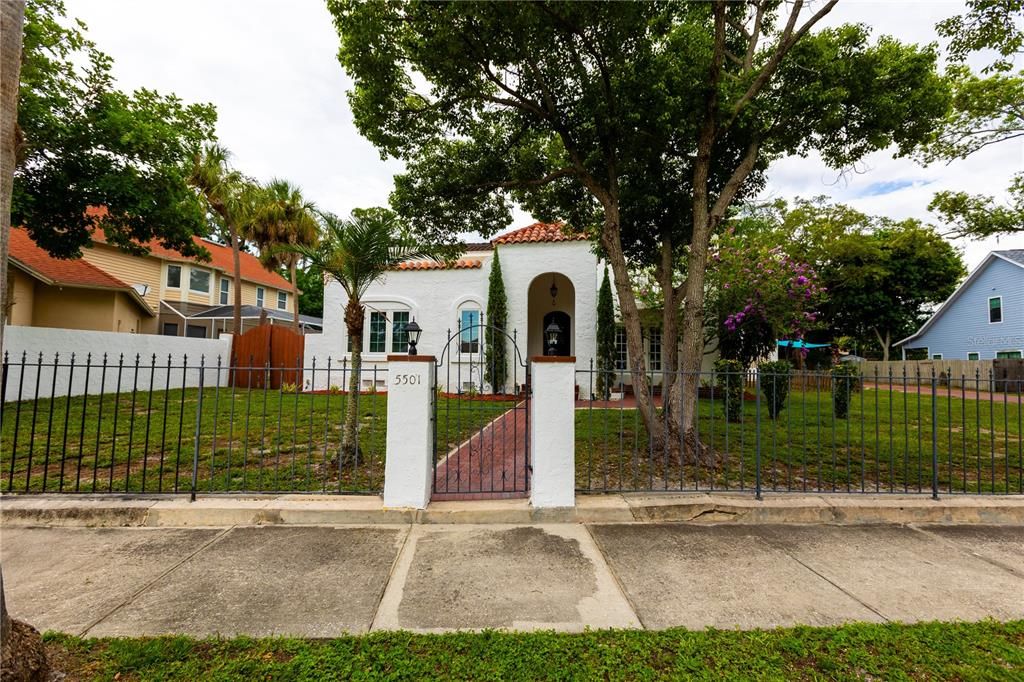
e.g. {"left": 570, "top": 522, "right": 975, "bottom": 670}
{"left": 550, "top": 277, "right": 558, "bottom": 305}
{"left": 544, "top": 319, "right": 562, "bottom": 356}
{"left": 404, "top": 318, "right": 423, "bottom": 355}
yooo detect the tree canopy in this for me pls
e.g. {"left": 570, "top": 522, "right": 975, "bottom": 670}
{"left": 13, "top": 0, "right": 217, "bottom": 259}
{"left": 924, "top": 0, "right": 1024, "bottom": 238}
{"left": 744, "top": 198, "right": 967, "bottom": 362}
{"left": 329, "top": 0, "right": 949, "bottom": 456}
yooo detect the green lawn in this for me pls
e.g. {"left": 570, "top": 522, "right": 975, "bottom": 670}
{"left": 576, "top": 387, "right": 1024, "bottom": 494}
{"left": 4, "top": 384, "right": 1021, "bottom": 496}
{"left": 42, "top": 620, "right": 1024, "bottom": 681}
{"left": 0, "top": 389, "right": 512, "bottom": 495}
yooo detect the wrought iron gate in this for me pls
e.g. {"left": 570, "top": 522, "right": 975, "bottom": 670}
{"left": 432, "top": 322, "right": 530, "bottom": 499}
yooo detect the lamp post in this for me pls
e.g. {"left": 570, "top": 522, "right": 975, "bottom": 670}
{"left": 404, "top": 318, "right": 423, "bottom": 355}
{"left": 544, "top": 319, "right": 562, "bottom": 356}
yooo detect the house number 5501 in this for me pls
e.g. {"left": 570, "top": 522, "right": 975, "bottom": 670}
{"left": 393, "top": 374, "right": 421, "bottom": 385}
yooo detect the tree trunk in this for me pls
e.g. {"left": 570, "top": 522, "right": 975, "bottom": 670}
{"left": 874, "top": 328, "right": 891, "bottom": 362}
{"left": 230, "top": 221, "right": 243, "bottom": 335}
{"left": 0, "top": 6, "right": 48, "bottom": 681}
{"left": 1, "top": 0, "right": 26, "bottom": 356}
{"left": 597, "top": 203, "right": 662, "bottom": 446}
{"left": 290, "top": 259, "right": 300, "bottom": 331}
{"left": 341, "top": 297, "right": 364, "bottom": 466}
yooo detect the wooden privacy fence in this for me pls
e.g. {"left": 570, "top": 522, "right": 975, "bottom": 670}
{"left": 858, "top": 359, "right": 1024, "bottom": 392}
{"left": 230, "top": 324, "right": 305, "bottom": 389}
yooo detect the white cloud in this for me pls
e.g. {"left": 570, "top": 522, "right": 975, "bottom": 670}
{"left": 67, "top": 0, "right": 1023, "bottom": 268}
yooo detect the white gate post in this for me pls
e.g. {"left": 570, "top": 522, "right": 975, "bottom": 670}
{"left": 383, "top": 355, "right": 435, "bottom": 509}
{"left": 529, "top": 356, "right": 576, "bottom": 508}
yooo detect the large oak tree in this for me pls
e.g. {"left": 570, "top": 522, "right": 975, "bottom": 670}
{"left": 328, "top": 1, "right": 948, "bottom": 460}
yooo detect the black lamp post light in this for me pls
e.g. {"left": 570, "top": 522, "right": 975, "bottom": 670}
{"left": 404, "top": 318, "right": 423, "bottom": 355}
{"left": 544, "top": 319, "right": 562, "bottom": 356}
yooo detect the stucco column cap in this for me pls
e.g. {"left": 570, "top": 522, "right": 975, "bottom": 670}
{"left": 386, "top": 354, "right": 436, "bottom": 362}
{"left": 530, "top": 355, "right": 576, "bottom": 363}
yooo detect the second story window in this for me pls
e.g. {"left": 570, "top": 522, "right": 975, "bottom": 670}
{"left": 219, "top": 279, "right": 229, "bottom": 305}
{"left": 256, "top": 287, "right": 265, "bottom": 307}
{"left": 989, "top": 296, "right": 1003, "bottom": 323}
{"left": 189, "top": 268, "right": 210, "bottom": 293}
{"left": 166, "top": 264, "right": 181, "bottom": 289}
{"left": 277, "top": 291, "right": 287, "bottom": 310}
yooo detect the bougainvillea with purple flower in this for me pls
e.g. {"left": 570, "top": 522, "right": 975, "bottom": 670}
{"left": 707, "top": 227, "right": 825, "bottom": 368}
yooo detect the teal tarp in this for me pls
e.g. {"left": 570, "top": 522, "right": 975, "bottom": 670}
{"left": 776, "top": 340, "right": 830, "bottom": 349}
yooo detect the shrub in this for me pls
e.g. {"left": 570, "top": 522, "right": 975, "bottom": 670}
{"left": 831, "top": 364, "right": 861, "bottom": 419}
{"left": 281, "top": 382, "right": 298, "bottom": 394}
{"left": 714, "top": 359, "right": 744, "bottom": 422}
{"left": 759, "top": 360, "right": 792, "bottom": 419}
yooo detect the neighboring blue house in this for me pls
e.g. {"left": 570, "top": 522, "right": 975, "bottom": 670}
{"left": 896, "top": 250, "right": 1024, "bottom": 361}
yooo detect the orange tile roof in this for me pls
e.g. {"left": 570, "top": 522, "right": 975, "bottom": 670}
{"left": 9, "top": 228, "right": 155, "bottom": 315}
{"left": 10, "top": 227, "right": 134, "bottom": 291}
{"left": 395, "top": 258, "right": 482, "bottom": 271}
{"left": 492, "top": 221, "right": 588, "bottom": 245}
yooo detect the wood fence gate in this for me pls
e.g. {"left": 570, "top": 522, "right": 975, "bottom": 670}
{"left": 230, "top": 324, "right": 305, "bottom": 389}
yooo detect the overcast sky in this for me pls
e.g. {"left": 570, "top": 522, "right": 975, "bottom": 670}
{"left": 67, "top": 0, "right": 1023, "bottom": 270}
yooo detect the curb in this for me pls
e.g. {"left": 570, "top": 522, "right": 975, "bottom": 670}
{"left": 2, "top": 493, "right": 1023, "bottom": 527}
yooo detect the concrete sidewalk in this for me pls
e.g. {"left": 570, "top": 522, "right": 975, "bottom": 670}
{"left": 2, "top": 522, "right": 1021, "bottom": 636}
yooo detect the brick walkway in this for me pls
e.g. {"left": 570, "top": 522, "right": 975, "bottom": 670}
{"left": 432, "top": 402, "right": 529, "bottom": 500}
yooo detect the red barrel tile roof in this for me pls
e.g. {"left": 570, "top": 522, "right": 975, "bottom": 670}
{"left": 395, "top": 258, "right": 482, "bottom": 271}
{"left": 492, "top": 221, "right": 588, "bottom": 244}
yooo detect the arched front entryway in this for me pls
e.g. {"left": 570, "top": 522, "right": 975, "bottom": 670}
{"left": 527, "top": 273, "right": 575, "bottom": 357}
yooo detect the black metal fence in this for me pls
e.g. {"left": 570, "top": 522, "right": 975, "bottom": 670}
{"left": 575, "top": 365, "right": 1024, "bottom": 497}
{"left": 1, "top": 352, "right": 387, "bottom": 495}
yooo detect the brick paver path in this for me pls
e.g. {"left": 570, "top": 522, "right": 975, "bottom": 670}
{"left": 432, "top": 402, "right": 529, "bottom": 500}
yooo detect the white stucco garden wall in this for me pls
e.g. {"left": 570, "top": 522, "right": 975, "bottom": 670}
{"left": 2, "top": 325, "right": 232, "bottom": 401}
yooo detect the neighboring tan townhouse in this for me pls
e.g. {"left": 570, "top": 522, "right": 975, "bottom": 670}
{"left": 6, "top": 224, "right": 322, "bottom": 338}
{"left": 6, "top": 227, "right": 155, "bottom": 334}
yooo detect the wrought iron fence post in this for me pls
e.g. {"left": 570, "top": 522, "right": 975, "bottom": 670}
{"left": 931, "top": 368, "right": 939, "bottom": 500}
{"left": 190, "top": 356, "right": 206, "bottom": 502}
{"left": 755, "top": 368, "right": 762, "bottom": 501}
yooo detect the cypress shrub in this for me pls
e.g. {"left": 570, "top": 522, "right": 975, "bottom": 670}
{"left": 715, "top": 358, "right": 744, "bottom": 422}
{"left": 595, "top": 267, "right": 616, "bottom": 399}
{"left": 759, "top": 360, "right": 793, "bottom": 419}
{"left": 484, "top": 248, "right": 508, "bottom": 393}
{"left": 831, "top": 364, "right": 861, "bottom": 419}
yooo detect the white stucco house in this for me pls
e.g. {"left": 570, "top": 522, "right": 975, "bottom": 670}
{"left": 304, "top": 221, "right": 672, "bottom": 393}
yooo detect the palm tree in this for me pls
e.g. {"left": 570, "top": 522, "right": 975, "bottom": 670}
{"left": 189, "top": 144, "right": 252, "bottom": 335}
{"left": 288, "top": 210, "right": 436, "bottom": 464}
{"left": 248, "top": 179, "right": 319, "bottom": 330}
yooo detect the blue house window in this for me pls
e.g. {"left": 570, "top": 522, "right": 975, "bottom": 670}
{"left": 989, "top": 296, "right": 1002, "bottom": 323}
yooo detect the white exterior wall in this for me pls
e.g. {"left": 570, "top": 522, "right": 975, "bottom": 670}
{"left": 304, "top": 237, "right": 717, "bottom": 394}
{"left": 307, "top": 242, "right": 606, "bottom": 391}
{"left": 2, "top": 325, "right": 232, "bottom": 401}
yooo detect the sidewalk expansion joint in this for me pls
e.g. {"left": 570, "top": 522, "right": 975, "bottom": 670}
{"left": 582, "top": 524, "right": 646, "bottom": 629}
{"left": 368, "top": 524, "right": 413, "bottom": 632}
{"left": 78, "top": 525, "right": 235, "bottom": 637}
{"left": 761, "top": 536, "right": 891, "bottom": 624}
{"left": 907, "top": 524, "right": 1024, "bottom": 579}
